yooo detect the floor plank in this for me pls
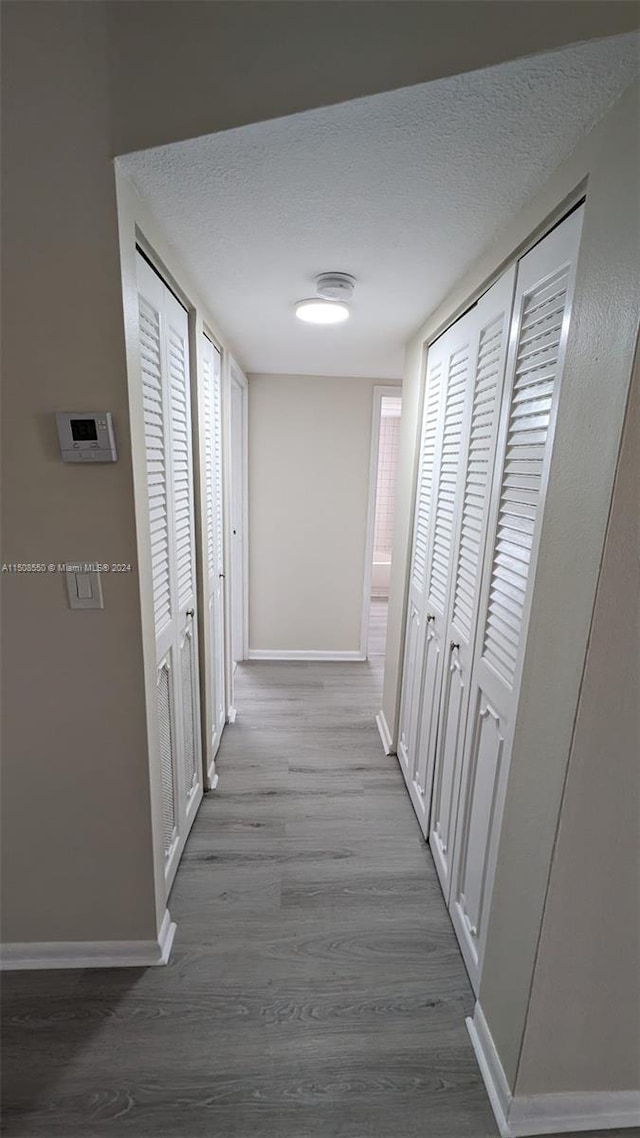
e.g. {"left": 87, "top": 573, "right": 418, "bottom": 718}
{"left": 2, "top": 601, "right": 619, "bottom": 1137}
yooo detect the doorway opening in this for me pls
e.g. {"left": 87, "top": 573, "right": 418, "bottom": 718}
{"left": 228, "top": 360, "right": 248, "bottom": 674}
{"left": 362, "top": 387, "right": 402, "bottom": 675}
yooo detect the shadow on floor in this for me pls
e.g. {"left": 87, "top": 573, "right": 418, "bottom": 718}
{"left": 1, "top": 968, "right": 146, "bottom": 1134}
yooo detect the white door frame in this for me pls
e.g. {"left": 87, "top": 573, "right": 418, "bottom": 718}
{"left": 134, "top": 248, "right": 204, "bottom": 897}
{"left": 360, "top": 385, "right": 402, "bottom": 658}
{"left": 227, "top": 356, "right": 249, "bottom": 672}
{"left": 199, "top": 327, "right": 227, "bottom": 789}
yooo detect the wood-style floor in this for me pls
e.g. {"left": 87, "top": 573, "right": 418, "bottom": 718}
{"left": 1, "top": 601, "right": 622, "bottom": 1138}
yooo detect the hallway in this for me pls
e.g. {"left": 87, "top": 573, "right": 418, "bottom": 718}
{"left": 3, "top": 654, "right": 499, "bottom": 1138}
{"left": 4, "top": 661, "right": 634, "bottom": 1138}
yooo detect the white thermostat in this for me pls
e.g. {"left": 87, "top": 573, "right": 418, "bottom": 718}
{"left": 56, "top": 412, "right": 117, "bottom": 463}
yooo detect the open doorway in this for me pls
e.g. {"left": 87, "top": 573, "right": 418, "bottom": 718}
{"left": 228, "top": 359, "right": 248, "bottom": 674}
{"left": 362, "top": 387, "right": 402, "bottom": 672}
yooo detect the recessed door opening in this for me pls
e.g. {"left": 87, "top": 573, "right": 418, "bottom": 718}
{"left": 363, "top": 388, "right": 402, "bottom": 681}
{"left": 229, "top": 362, "right": 248, "bottom": 675}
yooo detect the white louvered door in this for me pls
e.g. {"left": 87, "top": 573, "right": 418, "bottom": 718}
{"left": 397, "top": 340, "right": 446, "bottom": 791}
{"left": 428, "top": 267, "right": 516, "bottom": 895}
{"left": 201, "top": 333, "right": 226, "bottom": 786}
{"left": 409, "top": 312, "right": 476, "bottom": 835}
{"left": 448, "top": 207, "right": 584, "bottom": 991}
{"left": 137, "top": 253, "right": 203, "bottom": 895}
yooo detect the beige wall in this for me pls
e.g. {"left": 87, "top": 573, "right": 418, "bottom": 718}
{"left": 247, "top": 374, "right": 400, "bottom": 655}
{"left": 105, "top": 1, "right": 638, "bottom": 156}
{"left": 0, "top": 3, "right": 158, "bottom": 943}
{"left": 383, "top": 83, "right": 640, "bottom": 1090}
{"left": 515, "top": 350, "right": 640, "bottom": 1095}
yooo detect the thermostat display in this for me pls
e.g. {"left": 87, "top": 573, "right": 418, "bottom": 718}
{"left": 71, "top": 418, "right": 98, "bottom": 442}
{"left": 56, "top": 412, "right": 117, "bottom": 463}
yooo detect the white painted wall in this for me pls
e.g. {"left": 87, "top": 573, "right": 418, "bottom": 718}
{"left": 515, "top": 349, "right": 640, "bottom": 1097}
{"left": 247, "top": 374, "right": 400, "bottom": 655}
{"left": 383, "top": 83, "right": 640, "bottom": 1093}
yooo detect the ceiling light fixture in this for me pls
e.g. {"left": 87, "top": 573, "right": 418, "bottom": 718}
{"left": 295, "top": 299, "right": 349, "bottom": 324}
{"left": 295, "top": 272, "right": 356, "bottom": 325}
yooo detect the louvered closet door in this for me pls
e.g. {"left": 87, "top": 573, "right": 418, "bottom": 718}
{"left": 448, "top": 207, "right": 584, "bottom": 992}
{"left": 408, "top": 311, "right": 477, "bottom": 835}
{"left": 201, "top": 333, "right": 226, "bottom": 787}
{"left": 136, "top": 253, "right": 203, "bottom": 895}
{"left": 397, "top": 339, "right": 447, "bottom": 792}
{"left": 428, "top": 267, "right": 516, "bottom": 897}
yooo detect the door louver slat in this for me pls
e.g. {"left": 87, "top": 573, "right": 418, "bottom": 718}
{"left": 137, "top": 252, "right": 204, "bottom": 897}
{"left": 451, "top": 314, "right": 507, "bottom": 642}
{"left": 411, "top": 360, "right": 443, "bottom": 594}
{"left": 482, "top": 267, "right": 570, "bottom": 687}
{"left": 139, "top": 296, "right": 171, "bottom": 635}
{"left": 168, "top": 325, "right": 194, "bottom": 610}
{"left": 212, "top": 368, "right": 224, "bottom": 574}
{"left": 429, "top": 347, "right": 470, "bottom": 612}
{"left": 202, "top": 348, "right": 217, "bottom": 579}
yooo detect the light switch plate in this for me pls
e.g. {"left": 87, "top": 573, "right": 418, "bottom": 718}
{"left": 66, "top": 569, "right": 104, "bottom": 610}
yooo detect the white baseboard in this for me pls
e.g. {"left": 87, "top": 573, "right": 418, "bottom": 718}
{"left": 468, "top": 1003, "right": 640, "bottom": 1137}
{"left": 375, "top": 710, "right": 395, "bottom": 755}
{"left": 247, "top": 649, "right": 366, "bottom": 662}
{"left": 0, "top": 909, "right": 177, "bottom": 971}
{"left": 507, "top": 1092, "right": 640, "bottom": 1136}
{"left": 467, "top": 1004, "right": 512, "bottom": 1136}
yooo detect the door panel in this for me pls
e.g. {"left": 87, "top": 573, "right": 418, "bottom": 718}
{"left": 180, "top": 622, "right": 200, "bottom": 806}
{"left": 429, "top": 650, "right": 466, "bottom": 884}
{"left": 410, "top": 315, "right": 475, "bottom": 834}
{"left": 396, "top": 599, "right": 425, "bottom": 785}
{"left": 397, "top": 346, "right": 446, "bottom": 800}
{"left": 156, "top": 654, "right": 178, "bottom": 864}
{"left": 409, "top": 616, "right": 442, "bottom": 833}
{"left": 450, "top": 691, "right": 506, "bottom": 981}
{"left": 136, "top": 253, "right": 203, "bottom": 897}
{"left": 449, "top": 206, "right": 584, "bottom": 993}
{"left": 428, "top": 268, "right": 516, "bottom": 897}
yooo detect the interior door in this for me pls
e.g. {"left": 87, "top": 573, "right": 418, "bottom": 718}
{"left": 428, "top": 266, "right": 516, "bottom": 897}
{"left": 201, "top": 333, "right": 226, "bottom": 786}
{"left": 448, "top": 206, "right": 584, "bottom": 992}
{"left": 397, "top": 341, "right": 446, "bottom": 792}
{"left": 409, "top": 309, "right": 476, "bottom": 835}
{"left": 136, "top": 252, "right": 203, "bottom": 894}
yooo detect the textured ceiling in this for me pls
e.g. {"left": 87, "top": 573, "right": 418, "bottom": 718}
{"left": 121, "top": 34, "right": 639, "bottom": 379}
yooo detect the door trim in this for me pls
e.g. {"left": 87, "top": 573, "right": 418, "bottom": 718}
{"left": 360, "top": 385, "right": 402, "bottom": 659}
{"left": 227, "top": 357, "right": 249, "bottom": 670}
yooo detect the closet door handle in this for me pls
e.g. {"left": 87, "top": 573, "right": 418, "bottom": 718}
{"left": 450, "top": 641, "right": 460, "bottom": 652}
{"left": 186, "top": 608, "right": 195, "bottom": 618}
{"left": 426, "top": 613, "right": 435, "bottom": 623}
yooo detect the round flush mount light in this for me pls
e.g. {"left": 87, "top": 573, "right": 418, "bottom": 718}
{"left": 295, "top": 299, "right": 350, "bottom": 324}
{"left": 295, "top": 272, "right": 356, "bottom": 325}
